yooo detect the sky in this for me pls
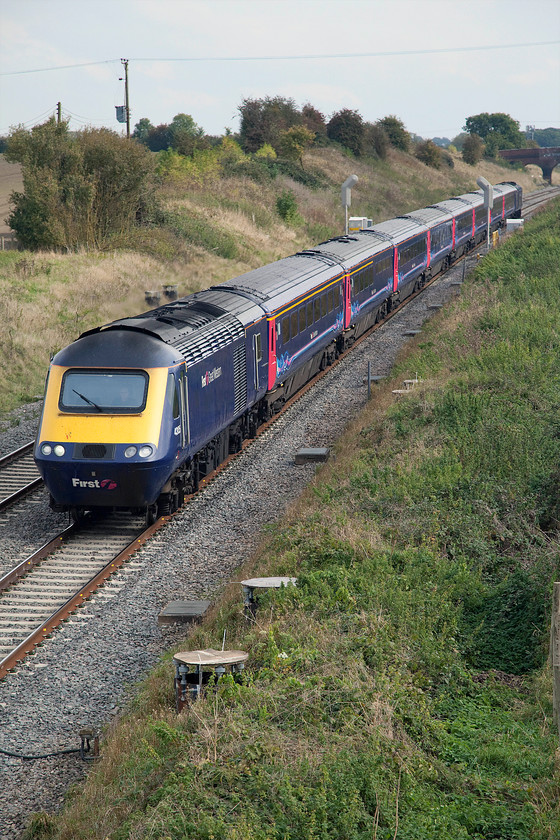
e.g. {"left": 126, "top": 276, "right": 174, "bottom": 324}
{"left": 1, "top": 0, "right": 559, "bottom": 142}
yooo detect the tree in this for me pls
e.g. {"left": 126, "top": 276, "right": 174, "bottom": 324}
{"left": 376, "top": 116, "right": 409, "bottom": 152}
{"left": 463, "top": 112, "right": 525, "bottom": 153}
{"left": 462, "top": 133, "right": 484, "bottom": 165}
{"left": 431, "top": 136, "right": 451, "bottom": 148}
{"left": 301, "top": 103, "right": 327, "bottom": 140}
{"left": 451, "top": 132, "right": 469, "bottom": 151}
{"left": 278, "top": 125, "right": 315, "bottom": 169}
{"left": 533, "top": 127, "right": 560, "bottom": 147}
{"left": 132, "top": 118, "right": 154, "bottom": 144}
{"left": 361, "top": 122, "right": 388, "bottom": 159}
{"left": 415, "top": 139, "right": 442, "bottom": 169}
{"left": 238, "top": 96, "right": 302, "bottom": 153}
{"left": 145, "top": 124, "right": 171, "bottom": 152}
{"left": 327, "top": 109, "right": 365, "bottom": 156}
{"left": 168, "top": 113, "right": 205, "bottom": 156}
{"left": 5, "top": 118, "right": 155, "bottom": 250}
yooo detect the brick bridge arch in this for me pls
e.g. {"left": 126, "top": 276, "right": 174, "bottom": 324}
{"left": 499, "top": 147, "right": 560, "bottom": 183}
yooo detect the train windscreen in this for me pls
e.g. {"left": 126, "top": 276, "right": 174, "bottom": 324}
{"left": 59, "top": 369, "right": 148, "bottom": 413}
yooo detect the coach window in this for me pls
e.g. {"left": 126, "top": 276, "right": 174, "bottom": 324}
{"left": 164, "top": 372, "right": 180, "bottom": 420}
{"left": 173, "top": 379, "right": 180, "bottom": 419}
{"left": 321, "top": 293, "right": 327, "bottom": 317}
{"left": 290, "top": 309, "right": 298, "bottom": 338}
{"left": 314, "top": 298, "right": 321, "bottom": 322}
{"left": 327, "top": 288, "right": 333, "bottom": 312}
{"left": 299, "top": 306, "right": 306, "bottom": 333}
{"left": 178, "top": 369, "right": 189, "bottom": 446}
{"left": 306, "top": 300, "right": 313, "bottom": 326}
{"left": 282, "top": 316, "right": 290, "bottom": 344}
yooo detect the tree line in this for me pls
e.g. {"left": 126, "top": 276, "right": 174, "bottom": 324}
{"left": 1, "top": 97, "right": 544, "bottom": 252}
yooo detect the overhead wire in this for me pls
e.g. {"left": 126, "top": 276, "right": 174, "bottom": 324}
{"left": 0, "top": 40, "right": 558, "bottom": 76}
{"left": 1, "top": 105, "right": 60, "bottom": 132}
{"left": 60, "top": 107, "right": 111, "bottom": 127}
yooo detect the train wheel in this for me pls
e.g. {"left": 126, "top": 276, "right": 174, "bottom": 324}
{"left": 70, "top": 507, "right": 87, "bottom": 526}
{"left": 145, "top": 503, "right": 158, "bottom": 526}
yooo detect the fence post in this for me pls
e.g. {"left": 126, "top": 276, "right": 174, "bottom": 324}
{"left": 551, "top": 582, "right": 560, "bottom": 740}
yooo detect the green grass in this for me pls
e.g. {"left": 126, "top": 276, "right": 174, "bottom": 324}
{"left": 163, "top": 208, "right": 240, "bottom": 260}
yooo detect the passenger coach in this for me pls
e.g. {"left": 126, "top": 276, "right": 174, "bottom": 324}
{"left": 35, "top": 181, "right": 522, "bottom": 523}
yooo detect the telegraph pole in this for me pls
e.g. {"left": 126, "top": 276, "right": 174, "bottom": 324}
{"left": 57, "top": 102, "right": 62, "bottom": 124}
{"left": 120, "top": 58, "right": 130, "bottom": 139}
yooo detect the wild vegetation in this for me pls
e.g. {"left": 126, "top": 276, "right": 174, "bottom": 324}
{"left": 24, "top": 200, "right": 560, "bottom": 840}
{"left": 0, "top": 118, "right": 544, "bottom": 417}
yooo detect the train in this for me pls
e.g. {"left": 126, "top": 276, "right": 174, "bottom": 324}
{"left": 34, "top": 181, "right": 523, "bottom": 524}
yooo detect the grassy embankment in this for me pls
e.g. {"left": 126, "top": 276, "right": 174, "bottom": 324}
{"left": 31, "top": 202, "right": 560, "bottom": 839}
{"left": 0, "top": 144, "right": 544, "bottom": 417}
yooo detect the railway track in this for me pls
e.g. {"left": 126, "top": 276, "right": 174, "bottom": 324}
{"left": 0, "top": 442, "right": 42, "bottom": 512}
{"left": 0, "top": 512, "right": 155, "bottom": 678}
{"left": 0, "top": 184, "right": 558, "bottom": 679}
{"left": 522, "top": 185, "right": 560, "bottom": 217}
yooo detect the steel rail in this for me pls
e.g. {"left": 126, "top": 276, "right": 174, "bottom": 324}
{"left": 0, "top": 441, "right": 43, "bottom": 512}
{"left": 0, "top": 525, "right": 76, "bottom": 594}
{"left": 0, "top": 441, "right": 34, "bottom": 467}
{"left": 0, "top": 515, "right": 165, "bottom": 679}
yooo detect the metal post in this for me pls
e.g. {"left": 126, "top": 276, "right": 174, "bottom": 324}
{"left": 477, "top": 177, "right": 493, "bottom": 253}
{"left": 121, "top": 58, "right": 130, "bottom": 139}
{"left": 341, "top": 175, "right": 358, "bottom": 235}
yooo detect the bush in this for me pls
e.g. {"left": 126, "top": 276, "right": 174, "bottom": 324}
{"left": 327, "top": 109, "right": 365, "bottom": 156}
{"left": 376, "top": 115, "right": 410, "bottom": 151}
{"left": 276, "top": 190, "right": 301, "bottom": 224}
{"left": 255, "top": 143, "right": 277, "bottom": 160}
{"left": 5, "top": 119, "right": 155, "bottom": 250}
{"left": 416, "top": 139, "right": 442, "bottom": 169}
{"left": 239, "top": 96, "right": 302, "bottom": 153}
{"left": 363, "top": 123, "right": 388, "bottom": 159}
{"left": 462, "top": 133, "right": 484, "bottom": 165}
{"left": 278, "top": 125, "right": 315, "bottom": 169}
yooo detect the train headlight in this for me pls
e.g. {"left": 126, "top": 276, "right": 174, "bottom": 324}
{"left": 40, "top": 443, "right": 52, "bottom": 456}
{"left": 124, "top": 446, "right": 137, "bottom": 458}
{"left": 139, "top": 445, "right": 153, "bottom": 458}
{"left": 53, "top": 444, "right": 65, "bottom": 457}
